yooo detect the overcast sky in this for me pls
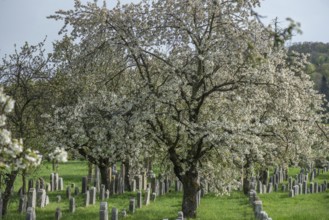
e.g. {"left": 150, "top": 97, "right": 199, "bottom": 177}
{"left": 0, "top": 0, "right": 328, "bottom": 58}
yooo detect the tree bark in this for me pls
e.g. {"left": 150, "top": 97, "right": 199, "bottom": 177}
{"left": 2, "top": 170, "right": 18, "bottom": 216}
{"left": 123, "top": 160, "right": 131, "bottom": 191}
{"left": 22, "top": 170, "right": 27, "bottom": 195}
{"left": 243, "top": 154, "right": 252, "bottom": 195}
{"left": 181, "top": 170, "right": 200, "bottom": 219}
{"left": 99, "top": 165, "right": 110, "bottom": 190}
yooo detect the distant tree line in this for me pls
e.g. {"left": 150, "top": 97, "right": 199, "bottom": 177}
{"left": 289, "top": 42, "right": 329, "bottom": 107}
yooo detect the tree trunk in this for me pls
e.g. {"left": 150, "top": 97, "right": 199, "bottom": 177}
{"left": 123, "top": 160, "right": 131, "bottom": 191}
{"left": 242, "top": 154, "right": 252, "bottom": 195}
{"left": 2, "top": 170, "right": 18, "bottom": 216}
{"left": 99, "top": 165, "right": 110, "bottom": 190}
{"left": 22, "top": 170, "right": 27, "bottom": 195}
{"left": 181, "top": 170, "right": 200, "bottom": 218}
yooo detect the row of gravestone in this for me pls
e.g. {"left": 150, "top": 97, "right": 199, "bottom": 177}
{"left": 249, "top": 190, "right": 272, "bottom": 220}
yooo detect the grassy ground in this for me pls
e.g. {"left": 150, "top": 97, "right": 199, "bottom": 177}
{"left": 259, "top": 167, "right": 329, "bottom": 220}
{"left": 3, "top": 161, "right": 254, "bottom": 220}
{"left": 5, "top": 161, "right": 329, "bottom": 219}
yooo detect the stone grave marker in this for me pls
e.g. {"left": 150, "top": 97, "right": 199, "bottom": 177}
{"left": 100, "top": 202, "right": 108, "bottom": 220}
{"left": 111, "top": 207, "right": 118, "bottom": 220}
{"left": 55, "top": 207, "right": 62, "bottom": 220}
{"left": 69, "top": 197, "right": 75, "bottom": 213}
{"left": 28, "top": 188, "right": 36, "bottom": 208}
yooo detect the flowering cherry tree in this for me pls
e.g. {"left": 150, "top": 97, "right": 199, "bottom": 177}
{"left": 0, "top": 87, "right": 42, "bottom": 215}
{"left": 50, "top": 0, "right": 327, "bottom": 217}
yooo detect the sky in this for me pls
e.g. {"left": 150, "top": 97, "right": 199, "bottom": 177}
{"left": 0, "top": 0, "right": 328, "bottom": 58}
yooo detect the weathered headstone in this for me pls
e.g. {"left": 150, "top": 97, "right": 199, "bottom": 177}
{"left": 254, "top": 200, "right": 262, "bottom": 219}
{"left": 144, "top": 188, "right": 151, "bottom": 205}
{"left": 131, "top": 179, "right": 136, "bottom": 192}
{"left": 100, "top": 184, "right": 106, "bottom": 200}
{"left": 18, "top": 195, "right": 27, "bottom": 213}
{"left": 90, "top": 187, "right": 97, "bottom": 205}
{"left": 137, "top": 191, "right": 142, "bottom": 208}
{"left": 111, "top": 207, "right": 118, "bottom": 220}
{"left": 314, "top": 182, "right": 318, "bottom": 193}
{"left": 100, "top": 202, "right": 108, "bottom": 220}
{"left": 302, "top": 181, "right": 307, "bottom": 194}
{"left": 28, "top": 188, "right": 36, "bottom": 208}
{"left": 74, "top": 186, "right": 80, "bottom": 196}
{"left": 121, "top": 209, "right": 127, "bottom": 218}
{"left": 45, "top": 183, "right": 51, "bottom": 192}
{"left": 58, "top": 177, "right": 64, "bottom": 190}
{"left": 69, "top": 197, "right": 75, "bottom": 213}
{"left": 82, "top": 176, "right": 88, "bottom": 194}
{"left": 129, "top": 198, "right": 135, "bottom": 213}
{"left": 37, "top": 189, "right": 46, "bottom": 208}
{"left": 293, "top": 185, "right": 299, "bottom": 196}
{"left": 26, "top": 207, "right": 36, "bottom": 220}
{"left": 177, "top": 211, "right": 184, "bottom": 220}
{"left": 257, "top": 181, "right": 263, "bottom": 194}
{"left": 56, "top": 195, "right": 61, "bottom": 203}
{"left": 105, "top": 189, "right": 110, "bottom": 199}
{"left": 267, "top": 183, "right": 273, "bottom": 193}
{"left": 289, "top": 189, "right": 294, "bottom": 197}
{"left": 85, "top": 190, "right": 90, "bottom": 207}
{"left": 54, "top": 173, "right": 59, "bottom": 191}
{"left": 55, "top": 207, "right": 62, "bottom": 220}
{"left": 66, "top": 186, "right": 71, "bottom": 199}
{"left": 310, "top": 182, "right": 314, "bottom": 194}
{"left": 151, "top": 192, "right": 156, "bottom": 202}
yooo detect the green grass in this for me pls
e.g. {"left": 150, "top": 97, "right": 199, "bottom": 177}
{"left": 259, "top": 168, "right": 329, "bottom": 220}
{"left": 3, "top": 161, "right": 254, "bottom": 220}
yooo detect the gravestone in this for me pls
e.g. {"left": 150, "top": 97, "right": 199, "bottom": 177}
{"left": 177, "top": 211, "right": 184, "bottom": 220}
{"left": 100, "top": 202, "right": 108, "bottom": 220}
{"left": 254, "top": 200, "right": 263, "bottom": 219}
{"left": 293, "top": 185, "right": 299, "bottom": 196}
{"left": 289, "top": 189, "right": 294, "bottom": 197}
{"left": 105, "top": 189, "right": 110, "bottom": 199}
{"left": 82, "top": 176, "right": 88, "bottom": 194}
{"left": 135, "top": 175, "right": 142, "bottom": 191}
{"left": 90, "top": 187, "right": 97, "bottom": 205}
{"left": 274, "top": 183, "right": 278, "bottom": 192}
{"left": 137, "top": 191, "right": 142, "bottom": 208}
{"left": 85, "top": 190, "right": 90, "bottom": 207}
{"left": 302, "top": 181, "right": 307, "bottom": 194}
{"left": 28, "top": 188, "right": 36, "bottom": 208}
{"left": 45, "top": 195, "right": 49, "bottom": 206}
{"left": 56, "top": 195, "right": 61, "bottom": 203}
{"left": 310, "top": 182, "right": 314, "bottom": 193}
{"left": 37, "top": 189, "right": 46, "bottom": 208}
{"left": 100, "top": 184, "right": 106, "bottom": 200}
{"left": 66, "top": 186, "right": 71, "bottom": 199}
{"left": 26, "top": 207, "right": 36, "bottom": 220}
{"left": 281, "top": 184, "right": 286, "bottom": 192}
{"left": 35, "top": 179, "right": 40, "bottom": 192}
{"left": 45, "top": 183, "right": 51, "bottom": 192}
{"left": 54, "top": 173, "right": 59, "bottom": 191}
{"left": 144, "top": 188, "right": 151, "bottom": 205}
{"left": 111, "top": 207, "right": 118, "bottom": 220}
{"left": 314, "top": 182, "right": 318, "bottom": 193}
{"left": 18, "top": 195, "right": 27, "bottom": 213}
{"left": 267, "top": 183, "right": 273, "bottom": 193}
{"left": 74, "top": 186, "right": 80, "bottom": 196}
{"left": 121, "top": 209, "right": 127, "bottom": 218}
{"left": 69, "top": 197, "right": 75, "bottom": 213}
{"left": 58, "top": 177, "right": 64, "bottom": 190}
{"left": 131, "top": 179, "right": 136, "bottom": 192}
{"left": 129, "top": 198, "right": 135, "bottom": 213}
{"left": 151, "top": 192, "right": 156, "bottom": 202}
{"left": 55, "top": 207, "right": 62, "bottom": 220}
{"left": 257, "top": 181, "right": 263, "bottom": 194}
